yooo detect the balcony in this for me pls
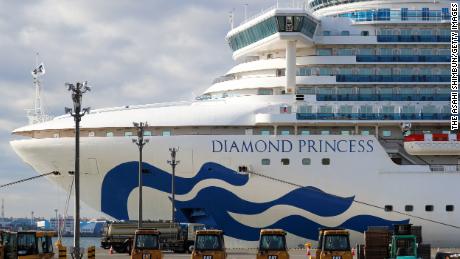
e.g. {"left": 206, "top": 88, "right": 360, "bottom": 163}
{"left": 377, "top": 35, "right": 450, "bottom": 42}
{"left": 336, "top": 75, "right": 450, "bottom": 83}
{"left": 356, "top": 55, "right": 450, "bottom": 62}
{"left": 316, "top": 94, "right": 450, "bottom": 101}
{"left": 296, "top": 113, "right": 450, "bottom": 121}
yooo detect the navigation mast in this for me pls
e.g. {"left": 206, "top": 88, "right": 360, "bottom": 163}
{"left": 26, "top": 53, "right": 51, "bottom": 124}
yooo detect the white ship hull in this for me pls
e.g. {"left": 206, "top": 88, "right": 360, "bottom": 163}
{"left": 10, "top": 135, "right": 460, "bottom": 248}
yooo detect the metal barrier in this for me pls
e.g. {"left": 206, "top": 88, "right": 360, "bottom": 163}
{"left": 88, "top": 246, "right": 96, "bottom": 259}
{"left": 56, "top": 240, "right": 67, "bottom": 259}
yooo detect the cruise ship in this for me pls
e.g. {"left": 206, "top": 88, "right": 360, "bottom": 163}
{"left": 10, "top": 0, "right": 459, "bottom": 248}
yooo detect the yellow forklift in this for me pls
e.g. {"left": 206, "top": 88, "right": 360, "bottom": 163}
{"left": 130, "top": 229, "right": 163, "bottom": 259}
{"left": 191, "top": 230, "right": 226, "bottom": 259}
{"left": 0, "top": 230, "right": 55, "bottom": 259}
{"left": 257, "top": 229, "right": 289, "bottom": 259}
{"left": 316, "top": 228, "right": 352, "bottom": 259}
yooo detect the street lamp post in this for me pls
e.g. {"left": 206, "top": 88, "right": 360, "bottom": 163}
{"left": 65, "top": 82, "right": 90, "bottom": 259}
{"left": 167, "top": 148, "right": 179, "bottom": 223}
{"left": 133, "top": 122, "right": 149, "bottom": 229}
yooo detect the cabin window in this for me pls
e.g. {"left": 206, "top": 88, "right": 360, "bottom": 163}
{"left": 446, "top": 205, "right": 454, "bottom": 212}
{"left": 405, "top": 205, "right": 414, "bottom": 212}
{"left": 425, "top": 205, "right": 434, "bottom": 212}
{"left": 143, "top": 131, "right": 152, "bottom": 136}
{"left": 322, "top": 158, "right": 330, "bottom": 165}
{"left": 106, "top": 132, "right": 114, "bottom": 137}
{"left": 281, "top": 158, "right": 290, "bottom": 165}
{"left": 341, "top": 30, "right": 350, "bottom": 36}
{"left": 300, "top": 130, "right": 310, "bottom": 135}
{"left": 321, "top": 130, "right": 330, "bottom": 135}
{"left": 261, "top": 159, "right": 270, "bottom": 165}
{"left": 302, "top": 158, "right": 311, "bottom": 165}
{"left": 162, "top": 131, "right": 171, "bottom": 136}
{"left": 124, "top": 132, "right": 133, "bottom": 137}
{"left": 258, "top": 88, "right": 274, "bottom": 95}
{"left": 384, "top": 205, "right": 393, "bottom": 212}
{"left": 322, "top": 30, "right": 330, "bottom": 36}
{"left": 280, "top": 130, "right": 290, "bottom": 136}
{"left": 260, "top": 129, "right": 271, "bottom": 136}
{"left": 383, "top": 130, "right": 392, "bottom": 137}
{"left": 361, "top": 130, "right": 370, "bottom": 136}
{"left": 361, "top": 31, "right": 369, "bottom": 36}
{"left": 88, "top": 131, "right": 95, "bottom": 137}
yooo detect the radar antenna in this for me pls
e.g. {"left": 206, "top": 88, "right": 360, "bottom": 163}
{"left": 26, "top": 53, "right": 52, "bottom": 124}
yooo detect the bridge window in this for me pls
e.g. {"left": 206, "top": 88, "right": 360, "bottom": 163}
{"left": 280, "top": 130, "right": 290, "bottom": 136}
{"left": 106, "top": 132, "right": 114, "bottom": 137}
{"left": 162, "top": 130, "right": 171, "bottom": 136}
{"left": 321, "top": 158, "right": 330, "bottom": 165}
{"left": 281, "top": 158, "right": 290, "bottom": 165}
{"left": 446, "top": 205, "right": 454, "bottom": 212}
{"left": 261, "top": 159, "right": 270, "bottom": 165}
{"left": 384, "top": 205, "right": 393, "bottom": 212}
{"left": 88, "top": 131, "right": 95, "bottom": 137}
{"left": 361, "top": 130, "right": 370, "bottom": 136}
{"left": 260, "top": 129, "right": 271, "bottom": 136}
{"left": 317, "top": 48, "right": 332, "bottom": 56}
{"left": 124, "top": 132, "right": 133, "bottom": 137}
{"left": 144, "top": 131, "right": 152, "bottom": 136}
{"left": 302, "top": 158, "right": 311, "bottom": 165}
{"left": 425, "top": 205, "right": 434, "bottom": 212}
{"left": 341, "top": 130, "right": 350, "bottom": 135}
{"left": 53, "top": 133, "right": 59, "bottom": 138}
{"left": 321, "top": 130, "right": 330, "bottom": 135}
{"left": 405, "top": 205, "right": 414, "bottom": 212}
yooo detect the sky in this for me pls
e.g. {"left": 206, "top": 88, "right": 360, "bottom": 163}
{"left": 0, "top": 0, "right": 272, "bottom": 219}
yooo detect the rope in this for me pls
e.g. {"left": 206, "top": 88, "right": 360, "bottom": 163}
{"left": 247, "top": 170, "right": 460, "bottom": 229}
{"left": 0, "top": 171, "right": 59, "bottom": 189}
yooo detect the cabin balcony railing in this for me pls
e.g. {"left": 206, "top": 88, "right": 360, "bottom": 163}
{"left": 336, "top": 75, "right": 450, "bottom": 83}
{"left": 356, "top": 55, "right": 450, "bottom": 62}
{"left": 377, "top": 35, "right": 450, "bottom": 42}
{"left": 296, "top": 113, "right": 450, "bottom": 120}
{"left": 316, "top": 94, "right": 450, "bottom": 101}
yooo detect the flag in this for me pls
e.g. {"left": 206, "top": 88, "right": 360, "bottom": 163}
{"left": 31, "top": 63, "right": 45, "bottom": 77}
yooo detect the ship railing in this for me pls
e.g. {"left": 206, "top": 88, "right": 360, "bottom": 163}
{"left": 356, "top": 55, "right": 450, "bottom": 63}
{"left": 296, "top": 113, "right": 451, "bottom": 120}
{"left": 239, "top": 1, "right": 311, "bottom": 26}
{"left": 429, "top": 165, "right": 460, "bottom": 173}
{"left": 315, "top": 93, "right": 450, "bottom": 102}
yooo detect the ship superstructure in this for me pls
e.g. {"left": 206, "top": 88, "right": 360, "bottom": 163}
{"left": 10, "top": 0, "right": 460, "bottom": 248}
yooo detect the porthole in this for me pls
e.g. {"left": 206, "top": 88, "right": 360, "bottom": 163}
{"left": 446, "top": 205, "right": 454, "bottom": 212}
{"left": 425, "top": 205, "right": 434, "bottom": 212}
{"left": 261, "top": 159, "right": 270, "bottom": 165}
{"left": 321, "top": 158, "right": 330, "bottom": 165}
{"left": 302, "top": 158, "right": 311, "bottom": 165}
{"left": 384, "top": 205, "right": 393, "bottom": 212}
{"left": 281, "top": 158, "right": 290, "bottom": 165}
{"left": 405, "top": 205, "right": 414, "bottom": 212}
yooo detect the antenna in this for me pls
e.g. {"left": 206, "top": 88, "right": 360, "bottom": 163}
{"left": 26, "top": 53, "right": 52, "bottom": 124}
{"left": 1, "top": 199, "right": 4, "bottom": 219}
{"left": 229, "top": 9, "right": 235, "bottom": 29}
{"left": 243, "top": 4, "right": 248, "bottom": 22}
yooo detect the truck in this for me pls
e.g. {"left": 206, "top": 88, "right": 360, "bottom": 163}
{"left": 191, "top": 229, "right": 226, "bottom": 259}
{"left": 130, "top": 229, "right": 163, "bottom": 259}
{"left": 100, "top": 221, "right": 204, "bottom": 254}
{"left": 316, "top": 228, "right": 353, "bottom": 259}
{"left": 257, "top": 229, "right": 289, "bottom": 259}
{"left": 0, "top": 230, "right": 55, "bottom": 259}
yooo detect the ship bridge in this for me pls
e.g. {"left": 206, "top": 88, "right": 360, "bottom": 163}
{"left": 226, "top": 6, "right": 319, "bottom": 94}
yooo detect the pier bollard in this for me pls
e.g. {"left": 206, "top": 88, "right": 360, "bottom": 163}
{"left": 56, "top": 240, "right": 67, "bottom": 259}
{"left": 87, "top": 246, "right": 96, "bottom": 259}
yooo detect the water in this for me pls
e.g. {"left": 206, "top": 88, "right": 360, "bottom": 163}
{"left": 52, "top": 237, "right": 101, "bottom": 249}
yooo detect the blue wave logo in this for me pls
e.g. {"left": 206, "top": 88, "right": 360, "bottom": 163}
{"left": 101, "top": 162, "right": 408, "bottom": 241}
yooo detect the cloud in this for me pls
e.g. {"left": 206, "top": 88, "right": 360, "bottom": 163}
{"left": 0, "top": 0, "right": 273, "bottom": 217}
